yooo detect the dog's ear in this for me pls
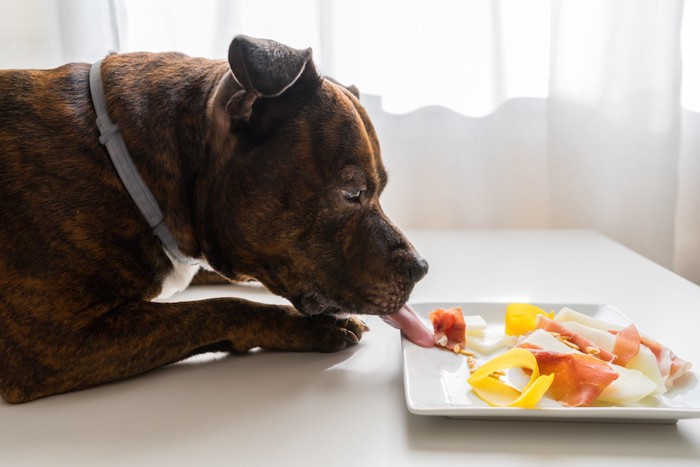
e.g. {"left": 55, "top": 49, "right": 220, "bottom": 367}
{"left": 346, "top": 84, "right": 360, "bottom": 99}
{"left": 226, "top": 35, "right": 316, "bottom": 120}
{"left": 325, "top": 76, "right": 360, "bottom": 99}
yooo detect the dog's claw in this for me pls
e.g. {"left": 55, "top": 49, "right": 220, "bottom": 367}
{"left": 345, "top": 330, "right": 359, "bottom": 344}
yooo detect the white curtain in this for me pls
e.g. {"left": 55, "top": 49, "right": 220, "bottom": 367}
{"left": 1, "top": 0, "right": 699, "bottom": 284}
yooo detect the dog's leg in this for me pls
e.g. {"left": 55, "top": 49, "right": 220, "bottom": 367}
{"left": 1, "top": 298, "right": 365, "bottom": 403}
{"left": 189, "top": 270, "right": 260, "bottom": 285}
{"left": 189, "top": 270, "right": 232, "bottom": 285}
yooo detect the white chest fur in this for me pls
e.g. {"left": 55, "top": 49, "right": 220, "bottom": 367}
{"left": 152, "top": 250, "right": 210, "bottom": 301}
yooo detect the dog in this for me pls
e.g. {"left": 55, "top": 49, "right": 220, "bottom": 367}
{"left": 0, "top": 35, "right": 428, "bottom": 403}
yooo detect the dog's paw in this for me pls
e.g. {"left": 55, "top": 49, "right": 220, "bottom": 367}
{"left": 307, "top": 315, "right": 369, "bottom": 352}
{"left": 229, "top": 305, "right": 369, "bottom": 353}
{"left": 275, "top": 312, "right": 368, "bottom": 353}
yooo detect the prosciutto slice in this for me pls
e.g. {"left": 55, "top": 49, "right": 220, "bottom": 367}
{"left": 637, "top": 336, "right": 692, "bottom": 388}
{"left": 521, "top": 345, "right": 619, "bottom": 407}
{"left": 535, "top": 316, "right": 617, "bottom": 363}
{"left": 604, "top": 329, "right": 692, "bottom": 389}
{"left": 612, "top": 323, "right": 641, "bottom": 366}
{"left": 668, "top": 355, "right": 693, "bottom": 388}
{"left": 429, "top": 306, "right": 466, "bottom": 350}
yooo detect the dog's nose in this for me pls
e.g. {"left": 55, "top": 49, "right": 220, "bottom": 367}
{"left": 407, "top": 256, "right": 429, "bottom": 283}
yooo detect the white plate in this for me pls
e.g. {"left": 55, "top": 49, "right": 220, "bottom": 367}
{"left": 402, "top": 302, "right": 700, "bottom": 423}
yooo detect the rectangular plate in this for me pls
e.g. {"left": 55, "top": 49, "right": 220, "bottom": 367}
{"left": 402, "top": 302, "right": 700, "bottom": 423}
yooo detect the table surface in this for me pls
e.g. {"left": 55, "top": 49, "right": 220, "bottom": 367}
{"left": 2, "top": 229, "right": 699, "bottom": 466}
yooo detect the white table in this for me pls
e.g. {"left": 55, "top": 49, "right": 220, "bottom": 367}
{"left": 1, "top": 230, "right": 699, "bottom": 466}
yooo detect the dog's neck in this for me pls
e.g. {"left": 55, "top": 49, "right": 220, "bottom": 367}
{"left": 98, "top": 54, "right": 230, "bottom": 262}
{"left": 90, "top": 59, "right": 197, "bottom": 266}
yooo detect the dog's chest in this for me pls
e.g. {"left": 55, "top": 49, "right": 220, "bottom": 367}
{"left": 153, "top": 251, "right": 201, "bottom": 301}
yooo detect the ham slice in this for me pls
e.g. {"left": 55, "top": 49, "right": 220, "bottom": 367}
{"left": 603, "top": 329, "right": 692, "bottom": 388}
{"left": 519, "top": 329, "right": 657, "bottom": 405}
{"left": 554, "top": 306, "right": 692, "bottom": 389}
{"left": 668, "top": 355, "right": 693, "bottom": 388}
{"left": 522, "top": 346, "right": 619, "bottom": 407}
{"left": 428, "top": 306, "right": 466, "bottom": 350}
{"left": 535, "top": 315, "right": 617, "bottom": 363}
{"left": 611, "top": 323, "right": 641, "bottom": 366}
{"left": 637, "top": 336, "right": 692, "bottom": 388}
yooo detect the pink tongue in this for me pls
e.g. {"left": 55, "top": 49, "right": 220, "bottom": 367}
{"left": 381, "top": 304, "right": 435, "bottom": 348}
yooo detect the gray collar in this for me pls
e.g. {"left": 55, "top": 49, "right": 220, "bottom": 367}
{"left": 89, "top": 59, "right": 198, "bottom": 267}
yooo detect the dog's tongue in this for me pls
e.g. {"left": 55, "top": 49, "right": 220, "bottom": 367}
{"left": 380, "top": 304, "right": 434, "bottom": 347}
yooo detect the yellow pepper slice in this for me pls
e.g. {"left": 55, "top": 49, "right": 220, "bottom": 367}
{"left": 467, "top": 347, "right": 554, "bottom": 408}
{"left": 504, "top": 303, "right": 554, "bottom": 336}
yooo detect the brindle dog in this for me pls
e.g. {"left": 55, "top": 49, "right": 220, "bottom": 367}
{"left": 0, "top": 35, "right": 428, "bottom": 403}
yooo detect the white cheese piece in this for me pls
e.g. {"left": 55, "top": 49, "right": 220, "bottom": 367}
{"left": 597, "top": 364, "right": 658, "bottom": 403}
{"left": 465, "top": 335, "right": 513, "bottom": 354}
{"left": 626, "top": 344, "right": 666, "bottom": 395}
{"left": 559, "top": 320, "right": 617, "bottom": 352}
{"left": 554, "top": 307, "right": 623, "bottom": 332}
{"left": 465, "top": 326, "right": 514, "bottom": 354}
{"left": 464, "top": 314, "right": 487, "bottom": 336}
{"left": 519, "top": 329, "right": 575, "bottom": 354}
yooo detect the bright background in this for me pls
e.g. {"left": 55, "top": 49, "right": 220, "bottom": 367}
{"left": 2, "top": 0, "right": 699, "bottom": 285}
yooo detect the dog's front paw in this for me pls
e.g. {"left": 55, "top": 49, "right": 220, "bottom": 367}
{"left": 303, "top": 315, "right": 369, "bottom": 353}
{"left": 228, "top": 305, "right": 369, "bottom": 353}
{"left": 258, "top": 310, "right": 369, "bottom": 353}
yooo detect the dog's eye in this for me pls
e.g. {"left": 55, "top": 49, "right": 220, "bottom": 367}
{"left": 341, "top": 189, "right": 363, "bottom": 203}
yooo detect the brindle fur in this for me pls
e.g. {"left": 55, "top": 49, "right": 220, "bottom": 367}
{"left": 0, "top": 36, "right": 427, "bottom": 403}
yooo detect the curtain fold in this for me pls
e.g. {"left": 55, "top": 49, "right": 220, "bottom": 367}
{"left": 676, "top": 110, "right": 700, "bottom": 283}
{"left": 1, "top": 0, "right": 698, "bottom": 284}
{"left": 0, "top": 0, "right": 116, "bottom": 69}
{"left": 548, "top": 0, "right": 684, "bottom": 271}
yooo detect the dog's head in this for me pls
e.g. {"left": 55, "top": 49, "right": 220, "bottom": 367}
{"left": 201, "top": 35, "right": 428, "bottom": 317}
